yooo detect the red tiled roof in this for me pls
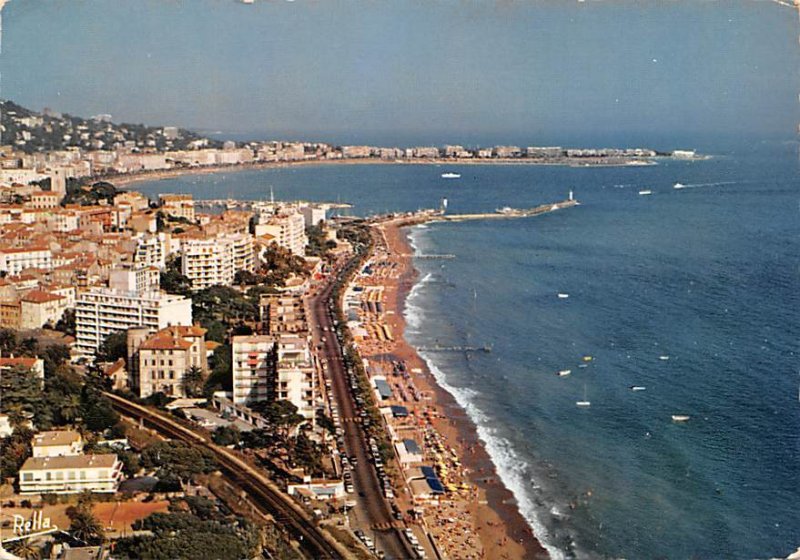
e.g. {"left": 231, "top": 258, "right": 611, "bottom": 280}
{"left": 21, "top": 290, "right": 64, "bottom": 304}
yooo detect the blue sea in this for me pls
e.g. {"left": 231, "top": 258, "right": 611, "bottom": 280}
{"left": 134, "top": 142, "right": 800, "bottom": 559}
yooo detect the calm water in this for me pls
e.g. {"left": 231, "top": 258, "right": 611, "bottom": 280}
{"left": 134, "top": 143, "right": 800, "bottom": 559}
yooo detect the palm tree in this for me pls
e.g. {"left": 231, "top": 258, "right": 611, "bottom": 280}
{"left": 59, "top": 393, "right": 82, "bottom": 423}
{"left": 182, "top": 365, "right": 204, "bottom": 398}
{"left": 67, "top": 506, "right": 104, "bottom": 544}
{"left": 6, "top": 539, "right": 42, "bottom": 559}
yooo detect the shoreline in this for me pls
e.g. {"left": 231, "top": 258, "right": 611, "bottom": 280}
{"left": 370, "top": 220, "right": 549, "bottom": 559}
{"left": 105, "top": 156, "right": 660, "bottom": 192}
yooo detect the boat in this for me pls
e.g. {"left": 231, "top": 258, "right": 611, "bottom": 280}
{"left": 630, "top": 386, "right": 646, "bottom": 391}
{"left": 671, "top": 414, "right": 690, "bottom": 422}
{"left": 638, "top": 189, "right": 653, "bottom": 196}
{"left": 557, "top": 370, "right": 571, "bottom": 377}
{"left": 578, "top": 364, "right": 588, "bottom": 369}
{"left": 673, "top": 182, "right": 686, "bottom": 189}
{"left": 557, "top": 293, "right": 570, "bottom": 299}
{"left": 659, "top": 355, "right": 670, "bottom": 361}
{"left": 582, "top": 356, "right": 593, "bottom": 362}
{"left": 576, "top": 385, "right": 591, "bottom": 407}
{"left": 441, "top": 172, "right": 461, "bottom": 179}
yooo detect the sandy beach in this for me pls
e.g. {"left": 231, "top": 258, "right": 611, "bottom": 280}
{"left": 350, "top": 219, "right": 549, "bottom": 559}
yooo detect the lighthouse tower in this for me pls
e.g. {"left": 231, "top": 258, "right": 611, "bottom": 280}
{"left": 568, "top": 189, "right": 574, "bottom": 201}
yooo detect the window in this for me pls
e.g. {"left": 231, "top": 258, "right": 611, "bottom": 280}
{"left": 55, "top": 472, "right": 64, "bottom": 480}
{"left": 46, "top": 472, "right": 52, "bottom": 481}
{"left": 68, "top": 471, "right": 76, "bottom": 480}
{"left": 80, "top": 471, "right": 86, "bottom": 480}
{"left": 21, "top": 473, "right": 32, "bottom": 481}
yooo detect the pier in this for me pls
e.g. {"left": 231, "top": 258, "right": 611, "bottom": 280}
{"left": 375, "top": 197, "right": 580, "bottom": 228}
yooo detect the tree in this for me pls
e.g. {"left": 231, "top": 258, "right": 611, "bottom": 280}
{"left": 80, "top": 385, "right": 120, "bottom": 433}
{"left": 55, "top": 308, "right": 76, "bottom": 336}
{"left": 203, "top": 343, "right": 232, "bottom": 396}
{"left": 97, "top": 330, "right": 127, "bottom": 363}
{"left": 211, "top": 425, "right": 240, "bottom": 447}
{"left": 260, "top": 243, "right": 309, "bottom": 286}
{"left": 161, "top": 256, "right": 193, "bottom": 296}
{"left": 59, "top": 393, "right": 82, "bottom": 424}
{"left": 42, "top": 344, "right": 71, "bottom": 376}
{"left": 250, "top": 400, "right": 303, "bottom": 437}
{"left": 114, "top": 511, "right": 259, "bottom": 560}
{"left": 0, "top": 328, "right": 17, "bottom": 354}
{"left": 140, "top": 441, "right": 217, "bottom": 486}
{"left": 293, "top": 432, "right": 326, "bottom": 477}
{"left": 0, "top": 365, "right": 41, "bottom": 423}
{"left": 182, "top": 366, "right": 204, "bottom": 398}
{"left": 5, "top": 539, "right": 42, "bottom": 559}
{"left": 67, "top": 502, "right": 105, "bottom": 544}
{"left": 191, "top": 285, "right": 258, "bottom": 328}
{"left": 18, "top": 337, "right": 39, "bottom": 356}
{"left": 0, "top": 427, "right": 33, "bottom": 478}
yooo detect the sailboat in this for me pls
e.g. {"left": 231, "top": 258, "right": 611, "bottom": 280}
{"left": 576, "top": 385, "right": 591, "bottom": 407}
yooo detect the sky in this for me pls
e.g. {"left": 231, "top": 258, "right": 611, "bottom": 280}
{"left": 2, "top": 0, "right": 798, "bottom": 147}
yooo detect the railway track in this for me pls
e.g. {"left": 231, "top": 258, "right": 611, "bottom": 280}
{"left": 103, "top": 392, "right": 349, "bottom": 560}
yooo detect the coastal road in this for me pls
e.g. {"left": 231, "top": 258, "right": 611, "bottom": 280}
{"left": 309, "top": 259, "right": 416, "bottom": 560}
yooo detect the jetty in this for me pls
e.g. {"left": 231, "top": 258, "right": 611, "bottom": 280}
{"left": 374, "top": 197, "right": 579, "bottom": 227}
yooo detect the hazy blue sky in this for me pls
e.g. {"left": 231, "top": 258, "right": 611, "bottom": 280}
{"left": 2, "top": 1, "right": 798, "bottom": 147}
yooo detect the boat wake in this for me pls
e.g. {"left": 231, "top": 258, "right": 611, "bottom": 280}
{"left": 673, "top": 180, "right": 738, "bottom": 190}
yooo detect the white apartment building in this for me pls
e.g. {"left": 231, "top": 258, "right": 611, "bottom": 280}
{"left": 0, "top": 247, "right": 53, "bottom": 275}
{"left": 74, "top": 288, "right": 192, "bottom": 356}
{"left": 48, "top": 209, "right": 80, "bottom": 232}
{"left": 109, "top": 265, "right": 160, "bottom": 295}
{"left": 159, "top": 193, "right": 195, "bottom": 222}
{"left": 299, "top": 205, "right": 326, "bottom": 228}
{"left": 134, "top": 233, "right": 168, "bottom": 270}
{"left": 232, "top": 335, "right": 276, "bottom": 406}
{"left": 180, "top": 233, "right": 254, "bottom": 290}
{"left": 231, "top": 334, "right": 316, "bottom": 420}
{"left": 19, "top": 454, "right": 123, "bottom": 495}
{"left": 254, "top": 210, "right": 307, "bottom": 256}
{"left": 181, "top": 237, "right": 234, "bottom": 290}
{"left": 230, "top": 233, "right": 255, "bottom": 274}
{"left": 32, "top": 430, "right": 83, "bottom": 458}
{"left": 275, "top": 335, "right": 316, "bottom": 420}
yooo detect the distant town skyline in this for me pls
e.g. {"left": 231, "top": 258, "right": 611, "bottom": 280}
{"left": 3, "top": 1, "right": 798, "bottom": 147}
